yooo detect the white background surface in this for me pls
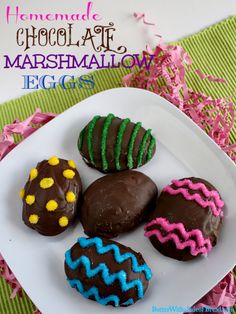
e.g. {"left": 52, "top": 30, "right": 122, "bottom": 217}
{"left": 0, "top": 88, "right": 235, "bottom": 314}
{"left": 0, "top": 0, "right": 236, "bottom": 104}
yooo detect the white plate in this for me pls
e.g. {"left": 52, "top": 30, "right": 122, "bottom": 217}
{"left": 0, "top": 88, "right": 235, "bottom": 314}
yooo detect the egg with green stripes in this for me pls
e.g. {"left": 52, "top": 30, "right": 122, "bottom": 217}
{"left": 78, "top": 114, "right": 156, "bottom": 173}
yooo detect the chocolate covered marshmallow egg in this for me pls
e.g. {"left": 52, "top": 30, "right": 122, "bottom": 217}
{"left": 78, "top": 114, "right": 156, "bottom": 173}
{"left": 64, "top": 237, "right": 152, "bottom": 307}
{"left": 80, "top": 170, "right": 158, "bottom": 238}
{"left": 144, "top": 177, "right": 224, "bottom": 261}
{"left": 20, "top": 156, "right": 82, "bottom": 236}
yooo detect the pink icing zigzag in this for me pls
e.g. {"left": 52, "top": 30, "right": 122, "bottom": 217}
{"left": 163, "top": 179, "right": 224, "bottom": 217}
{"left": 144, "top": 217, "right": 212, "bottom": 256}
{"left": 172, "top": 179, "right": 224, "bottom": 208}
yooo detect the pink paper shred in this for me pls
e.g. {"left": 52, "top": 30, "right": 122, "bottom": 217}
{"left": 0, "top": 108, "right": 57, "bottom": 161}
{"left": 189, "top": 272, "right": 236, "bottom": 313}
{"left": 133, "top": 12, "right": 155, "bottom": 26}
{"left": 123, "top": 13, "right": 236, "bottom": 162}
{"left": 0, "top": 254, "right": 22, "bottom": 298}
{"left": 195, "top": 69, "right": 227, "bottom": 83}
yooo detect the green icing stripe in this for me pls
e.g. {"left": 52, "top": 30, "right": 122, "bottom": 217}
{"left": 78, "top": 127, "right": 85, "bottom": 151}
{"left": 101, "top": 113, "right": 115, "bottom": 171}
{"left": 87, "top": 115, "right": 101, "bottom": 165}
{"left": 127, "top": 122, "right": 142, "bottom": 169}
{"left": 137, "top": 129, "right": 152, "bottom": 167}
{"left": 114, "top": 118, "right": 130, "bottom": 170}
{"left": 146, "top": 136, "right": 156, "bottom": 161}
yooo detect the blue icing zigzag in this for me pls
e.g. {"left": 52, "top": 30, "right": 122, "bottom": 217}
{"left": 65, "top": 251, "right": 144, "bottom": 299}
{"left": 78, "top": 237, "right": 152, "bottom": 280}
{"left": 68, "top": 279, "right": 134, "bottom": 307}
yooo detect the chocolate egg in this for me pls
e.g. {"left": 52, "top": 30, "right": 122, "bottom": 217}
{"left": 78, "top": 114, "right": 156, "bottom": 173}
{"left": 21, "top": 156, "right": 82, "bottom": 236}
{"left": 64, "top": 237, "right": 152, "bottom": 307}
{"left": 80, "top": 170, "right": 158, "bottom": 238}
{"left": 144, "top": 177, "right": 224, "bottom": 261}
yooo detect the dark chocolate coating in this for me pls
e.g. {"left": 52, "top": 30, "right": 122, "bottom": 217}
{"left": 80, "top": 170, "right": 158, "bottom": 238}
{"left": 22, "top": 158, "right": 82, "bottom": 236}
{"left": 78, "top": 115, "right": 156, "bottom": 173}
{"left": 65, "top": 237, "right": 150, "bottom": 306}
{"left": 146, "top": 177, "right": 223, "bottom": 261}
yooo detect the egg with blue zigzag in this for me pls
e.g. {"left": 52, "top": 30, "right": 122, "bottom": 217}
{"left": 64, "top": 237, "right": 152, "bottom": 307}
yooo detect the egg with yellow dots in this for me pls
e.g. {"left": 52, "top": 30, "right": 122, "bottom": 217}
{"left": 21, "top": 157, "right": 82, "bottom": 236}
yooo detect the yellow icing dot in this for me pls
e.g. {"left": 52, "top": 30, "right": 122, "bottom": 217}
{"left": 48, "top": 156, "right": 60, "bottom": 166}
{"left": 66, "top": 191, "right": 76, "bottom": 203}
{"left": 29, "top": 214, "right": 39, "bottom": 224}
{"left": 63, "top": 169, "right": 75, "bottom": 179}
{"left": 29, "top": 168, "right": 38, "bottom": 181}
{"left": 59, "top": 216, "right": 69, "bottom": 227}
{"left": 25, "top": 195, "right": 35, "bottom": 205}
{"left": 40, "top": 177, "right": 54, "bottom": 189}
{"left": 68, "top": 160, "right": 76, "bottom": 169}
{"left": 19, "top": 189, "right": 25, "bottom": 199}
{"left": 46, "top": 200, "right": 58, "bottom": 212}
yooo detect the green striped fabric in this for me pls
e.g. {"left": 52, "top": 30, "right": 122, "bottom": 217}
{"left": 0, "top": 16, "right": 236, "bottom": 314}
{"left": 0, "top": 277, "right": 35, "bottom": 313}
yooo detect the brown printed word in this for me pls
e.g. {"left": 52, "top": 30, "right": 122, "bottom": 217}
{"left": 16, "top": 22, "right": 127, "bottom": 54}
